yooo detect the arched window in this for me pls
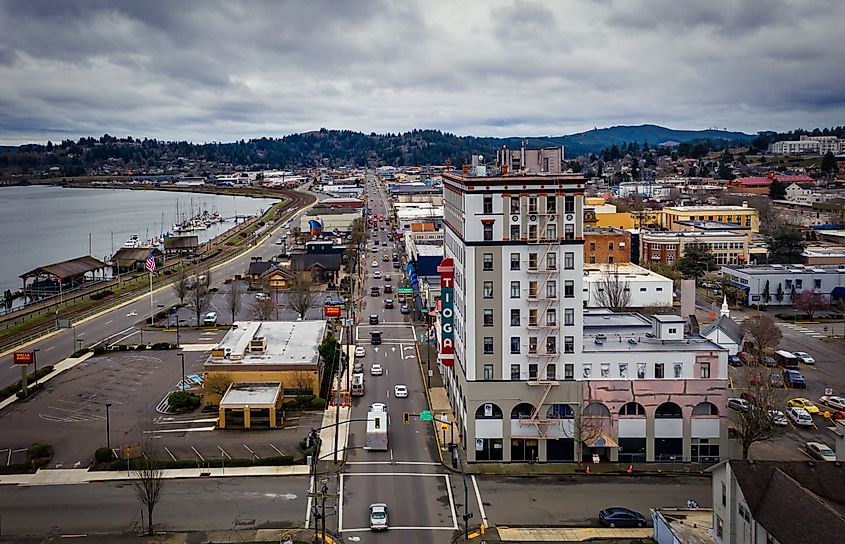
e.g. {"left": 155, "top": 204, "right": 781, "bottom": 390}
{"left": 582, "top": 402, "right": 610, "bottom": 418}
{"left": 546, "top": 404, "right": 575, "bottom": 419}
{"left": 655, "top": 402, "right": 683, "bottom": 418}
{"left": 692, "top": 402, "right": 719, "bottom": 416}
{"left": 475, "top": 403, "right": 503, "bottom": 420}
{"left": 511, "top": 402, "right": 534, "bottom": 419}
{"left": 619, "top": 402, "right": 646, "bottom": 416}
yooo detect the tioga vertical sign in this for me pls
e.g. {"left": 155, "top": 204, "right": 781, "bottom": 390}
{"left": 437, "top": 257, "right": 455, "bottom": 367}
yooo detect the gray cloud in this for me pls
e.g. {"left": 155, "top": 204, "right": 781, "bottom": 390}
{"left": 0, "top": 0, "right": 843, "bottom": 146}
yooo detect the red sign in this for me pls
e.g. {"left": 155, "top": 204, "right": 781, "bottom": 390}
{"left": 437, "top": 257, "right": 455, "bottom": 367}
{"left": 13, "top": 351, "right": 34, "bottom": 365}
{"left": 323, "top": 305, "right": 342, "bottom": 318}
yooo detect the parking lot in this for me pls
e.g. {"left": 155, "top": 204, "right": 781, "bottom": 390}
{"left": 0, "top": 345, "right": 319, "bottom": 468}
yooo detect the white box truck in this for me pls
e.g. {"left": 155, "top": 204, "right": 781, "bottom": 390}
{"left": 351, "top": 373, "right": 365, "bottom": 397}
{"left": 365, "top": 410, "right": 388, "bottom": 451}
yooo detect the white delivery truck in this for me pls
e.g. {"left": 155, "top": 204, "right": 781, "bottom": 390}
{"left": 351, "top": 373, "right": 365, "bottom": 397}
{"left": 365, "top": 410, "right": 388, "bottom": 451}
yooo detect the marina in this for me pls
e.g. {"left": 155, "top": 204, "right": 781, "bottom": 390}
{"left": 0, "top": 185, "right": 278, "bottom": 304}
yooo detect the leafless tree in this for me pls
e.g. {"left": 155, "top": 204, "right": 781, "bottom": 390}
{"left": 131, "top": 432, "right": 165, "bottom": 535}
{"left": 225, "top": 281, "right": 244, "bottom": 323}
{"left": 251, "top": 296, "right": 275, "bottom": 320}
{"left": 742, "top": 313, "right": 782, "bottom": 357}
{"left": 594, "top": 264, "right": 631, "bottom": 311}
{"left": 289, "top": 273, "right": 319, "bottom": 320}
{"left": 203, "top": 372, "right": 233, "bottom": 402}
{"left": 188, "top": 271, "right": 213, "bottom": 327}
{"left": 171, "top": 266, "right": 190, "bottom": 305}
{"left": 731, "top": 365, "right": 788, "bottom": 459}
{"left": 792, "top": 289, "right": 827, "bottom": 319}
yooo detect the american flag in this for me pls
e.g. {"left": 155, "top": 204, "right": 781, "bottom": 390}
{"left": 145, "top": 251, "right": 156, "bottom": 274}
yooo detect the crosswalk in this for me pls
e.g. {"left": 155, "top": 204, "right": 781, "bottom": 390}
{"left": 780, "top": 322, "right": 827, "bottom": 339}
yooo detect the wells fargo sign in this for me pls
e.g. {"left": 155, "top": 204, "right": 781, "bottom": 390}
{"left": 13, "top": 352, "right": 34, "bottom": 365}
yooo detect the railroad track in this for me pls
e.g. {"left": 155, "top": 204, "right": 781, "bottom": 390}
{"left": 0, "top": 188, "right": 316, "bottom": 354}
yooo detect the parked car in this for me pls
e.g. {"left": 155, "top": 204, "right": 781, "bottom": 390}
{"left": 787, "top": 407, "right": 814, "bottom": 427}
{"left": 369, "top": 314, "right": 379, "bottom": 325}
{"left": 394, "top": 384, "right": 408, "bottom": 398}
{"left": 255, "top": 292, "right": 271, "bottom": 301}
{"left": 783, "top": 369, "right": 806, "bottom": 389}
{"left": 728, "top": 398, "right": 750, "bottom": 411}
{"left": 768, "top": 371, "right": 784, "bottom": 388}
{"left": 768, "top": 409, "right": 788, "bottom": 426}
{"left": 738, "top": 352, "right": 756, "bottom": 365}
{"left": 793, "top": 351, "right": 815, "bottom": 365}
{"left": 819, "top": 395, "right": 845, "bottom": 411}
{"left": 787, "top": 398, "right": 820, "bottom": 414}
{"left": 760, "top": 355, "right": 778, "bottom": 367}
{"left": 598, "top": 507, "right": 647, "bottom": 528}
{"left": 728, "top": 355, "right": 742, "bottom": 367}
{"left": 369, "top": 503, "right": 388, "bottom": 531}
{"left": 202, "top": 312, "right": 218, "bottom": 326}
{"left": 355, "top": 346, "right": 366, "bottom": 358}
{"left": 370, "top": 364, "right": 383, "bottom": 376}
{"left": 805, "top": 441, "right": 836, "bottom": 461}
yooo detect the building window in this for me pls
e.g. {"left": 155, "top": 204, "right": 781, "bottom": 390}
{"left": 564, "top": 308, "right": 574, "bottom": 326}
{"left": 528, "top": 252, "right": 538, "bottom": 270}
{"left": 564, "top": 252, "right": 574, "bottom": 269}
{"left": 619, "top": 362, "right": 628, "bottom": 378}
{"left": 483, "top": 281, "right": 493, "bottom": 299}
{"left": 564, "top": 195, "right": 575, "bottom": 214}
{"left": 564, "top": 224, "right": 574, "bottom": 240}
{"left": 564, "top": 364, "right": 574, "bottom": 380}
{"left": 546, "top": 337, "right": 556, "bottom": 354}
{"left": 546, "top": 195, "right": 556, "bottom": 213}
{"left": 546, "top": 309, "right": 556, "bottom": 326}
{"left": 546, "top": 252, "right": 557, "bottom": 270}
{"left": 483, "top": 223, "right": 493, "bottom": 241}
{"left": 637, "top": 362, "right": 646, "bottom": 379}
{"left": 510, "top": 224, "right": 520, "bottom": 239}
{"left": 528, "top": 197, "right": 538, "bottom": 214}
{"left": 655, "top": 363, "right": 664, "bottom": 379}
{"left": 674, "top": 363, "right": 683, "bottom": 378}
{"left": 483, "top": 337, "right": 494, "bottom": 354}
{"left": 483, "top": 253, "right": 493, "bottom": 271}
{"left": 511, "top": 364, "right": 520, "bottom": 380}
{"left": 510, "top": 309, "right": 520, "bottom": 327}
{"left": 528, "top": 363, "right": 538, "bottom": 379}
{"left": 483, "top": 309, "right": 494, "bottom": 327}
{"left": 528, "top": 309, "right": 538, "bottom": 326}
{"left": 608, "top": 255, "right": 614, "bottom": 264}
{"left": 608, "top": 242, "right": 614, "bottom": 250}
{"left": 510, "top": 281, "right": 520, "bottom": 298}
{"left": 546, "top": 224, "right": 557, "bottom": 239}
{"left": 700, "top": 362, "right": 711, "bottom": 379}
{"left": 546, "top": 281, "right": 557, "bottom": 299}
{"left": 510, "top": 253, "right": 520, "bottom": 270}
{"left": 483, "top": 195, "right": 493, "bottom": 214}
{"left": 564, "top": 280, "right": 574, "bottom": 298}
{"left": 546, "top": 364, "right": 556, "bottom": 380}
{"left": 510, "top": 337, "right": 521, "bottom": 354}
{"left": 668, "top": 327, "right": 676, "bottom": 334}
{"left": 589, "top": 255, "right": 596, "bottom": 264}
{"left": 795, "top": 279, "right": 803, "bottom": 289}
{"left": 528, "top": 281, "right": 538, "bottom": 298}
{"left": 716, "top": 516, "right": 723, "bottom": 539}
{"left": 721, "top": 482, "right": 726, "bottom": 506}
{"left": 589, "top": 242, "right": 596, "bottom": 251}
{"left": 528, "top": 224, "right": 538, "bottom": 239}
{"left": 814, "top": 279, "right": 821, "bottom": 290}
{"left": 528, "top": 337, "right": 537, "bottom": 354}
{"left": 510, "top": 196, "right": 520, "bottom": 214}
{"left": 564, "top": 336, "right": 574, "bottom": 353}
{"left": 483, "top": 364, "right": 494, "bottom": 381}
{"left": 582, "top": 363, "right": 592, "bottom": 379}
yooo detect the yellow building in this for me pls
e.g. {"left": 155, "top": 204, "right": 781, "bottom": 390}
{"left": 204, "top": 320, "right": 327, "bottom": 429}
{"left": 660, "top": 205, "right": 760, "bottom": 233}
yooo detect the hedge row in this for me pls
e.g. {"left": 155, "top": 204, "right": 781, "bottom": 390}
{"left": 0, "top": 365, "right": 55, "bottom": 400}
{"left": 104, "top": 454, "right": 295, "bottom": 471}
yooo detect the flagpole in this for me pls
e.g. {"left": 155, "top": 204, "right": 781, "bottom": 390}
{"left": 149, "top": 270, "right": 154, "bottom": 331}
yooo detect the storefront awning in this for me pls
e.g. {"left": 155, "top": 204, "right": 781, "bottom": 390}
{"left": 583, "top": 432, "right": 619, "bottom": 448}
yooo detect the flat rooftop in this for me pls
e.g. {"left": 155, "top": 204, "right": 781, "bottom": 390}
{"left": 208, "top": 321, "right": 325, "bottom": 367}
{"left": 219, "top": 382, "right": 281, "bottom": 408}
{"left": 584, "top": 310, "right": 652, "bottom": 329}
{"left": 643, "top": 230, "right": 745, "bottom": 239}
{"left": 415, "top": 244, "right": 444, "bottom": 256}
{"left": 583, "top": 263, "right": 673, "bottom": 283}
{"left": 664, "top": 205, "right": 755, "bottom": 212}
{"left": 722, "top": 264, "right": 845, "bottom": 275}
{"left": 676, "top": 219, "right": 749, "bottom": 230}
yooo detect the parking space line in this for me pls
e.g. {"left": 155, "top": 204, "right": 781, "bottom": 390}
{"left": 445, "top": 474, "right": 459, "bottom": 530}
{"left": 218, "top": 446, "right": 232, "bottom": 460}
{"left": 191, "top": 446, "right": 205, "bottom": 462}
{"left": 471, "top": 475, "right": 489, "bottom": 528}
{"left": 269, "top": 444, "right": 283, "bottom": 456}
{"left": 243, "top": 444, "right": 258, "bottom": 458}
{"left": 164, "top": 447, "right": 177, "bottom": 461}
{"left": 338, "top": 473, "right": 345, "bottom": 531}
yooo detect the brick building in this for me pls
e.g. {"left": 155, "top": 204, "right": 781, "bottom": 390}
{"left": 584, "top": 228, "right": 631, "bottom": 264}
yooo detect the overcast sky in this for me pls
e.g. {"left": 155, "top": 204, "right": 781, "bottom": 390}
{"left": 1, "top": 0, "right": 843, "bottom": 145}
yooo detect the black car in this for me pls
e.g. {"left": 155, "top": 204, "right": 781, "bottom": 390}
{"left": 369, "top": 314, "right": 379, "bottom": 325}
{"left": 598, "top": 507, "right": 647, "bottom": 528}
{"left": 728, "top": 355, "right": 742, "bottom": 367}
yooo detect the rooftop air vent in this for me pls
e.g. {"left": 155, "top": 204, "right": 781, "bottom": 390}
{"left": 628, "top": 338, "right": 638, "bottom": 345}
{"left": 594, "top": 337, "right": 605, "bottom": 345}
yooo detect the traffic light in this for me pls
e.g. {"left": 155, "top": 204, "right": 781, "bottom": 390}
{"left": 403, "top": 412, "right": 411, "bottom": 425}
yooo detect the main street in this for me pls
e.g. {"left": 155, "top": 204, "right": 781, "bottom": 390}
{"left": 0, "top": 190, "right": 317, "bottom": 390}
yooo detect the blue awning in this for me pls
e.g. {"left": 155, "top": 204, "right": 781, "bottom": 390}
{"left": 406, "top": 262, "right": 419, "bottom": 288}
{"left": 832, "top": 286, "right": 845, "bottom": 299}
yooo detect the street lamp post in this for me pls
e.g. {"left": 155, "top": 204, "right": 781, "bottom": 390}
{"left": 32, "top": 348, "right": 40, "bottom": 386}
{"left": 178, "top": 353, "right": 185, "bottom": 390}
{"left": 105, "top": 402, "right": 112, "bottom": 451}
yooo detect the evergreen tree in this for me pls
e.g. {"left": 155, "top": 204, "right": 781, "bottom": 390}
{"left": 775, "top": 283, "right": 784, "bottom": 303}
{"left": 821, "top": 151, "right": 838, "bottom": 174}
{"left": 767, "top": 225, "right": 805, "bottom": 264}
{"left": 678, "top": 242, "right": 717, "bottom": 279}
{"left": 762, "top": 280, "right": 771, "bottom": 304}
{"left": 769, "top": 179, "right": 787, "bottom": 200}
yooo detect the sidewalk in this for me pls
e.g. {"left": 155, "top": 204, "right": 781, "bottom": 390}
{"left": 0, "top": 464, "right": 310, "bottom": 486}
{"left": 7, "top": 528, "right": 318, "bottom": 544}
{"left": 0, "top": 351, "right": 94, "bottom": 412}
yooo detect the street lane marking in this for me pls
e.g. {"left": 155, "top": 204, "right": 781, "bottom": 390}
{"left": 343, "top": 527, "right": 456, "bottom": 532}
{"left": 345, "top": 461, "right": 440, "bottom": 465}
{"left": 338, "top": 473, "right": 345, "bottom": 531}
{"left": 344, "top": 472, "right": 448, "bottom": 477}
{"left": 445, "top": 474, "right": 460, "bottom": 530}
{"left": 472, "top": 475, "right": 489, "bottom": 527}
{"left": 104, "top": 320, "right": 113, "bottom": 325}
{"left": 142, "top": 426, "right": 215, "bottom": 433}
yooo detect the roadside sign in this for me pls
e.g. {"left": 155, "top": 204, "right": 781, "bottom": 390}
{"left": 825, "top": 387, "right": 833, "bottom": 396}
{"left": 420, "top": 410, "right": 433, "bottom": 421}
{"left": 397, "top": 288, "right": 413, "bottom": 295}
{"left": 440, "top": 414, "right": 449, "bottom": 423}
{"left": 419, "top": 333, "right": 425, "bottom": 343}
{"left": 13, "top": 352, "right": 34, "bottom": 365}
{"left": 440, "top": 423, "right": 449, "bottom": 431}
{"left": 324, "top": 305, "right": 342, "bottom": 318}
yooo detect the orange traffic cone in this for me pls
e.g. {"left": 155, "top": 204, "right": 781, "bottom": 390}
{"left": 585, "top": 466, "right": 591, "bottom": 475}
{"left": 627, "top": 465, "right": 633, "bottom": 474}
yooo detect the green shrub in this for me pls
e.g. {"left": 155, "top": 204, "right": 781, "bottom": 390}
{"left": 135, "top": 344, "right": 147, "bottom": 350}
{"left": 16, "top": 383, "right": 43, "bottom": 398}
{"left": 168, "top": 391, "right": 201, "bottom": 412}
{"left": 27, "top": 443, "right": 52, "bottom": 459}
{"left": 1, "top": 366, "right": 55, "bottom": 400}
{"left": 310, "top": 397, "right": 327, "bottom": 410}
{"left": 95, "top": 447, "right": 115, "bottom": 463}
{"left": 151, "top": 342, "right": 172, "bottom": 350}
{"left": 117, "top": 344, "right": 128, "bottom": 351}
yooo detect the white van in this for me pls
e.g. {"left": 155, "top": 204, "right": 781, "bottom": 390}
{"left": 202, "top": 312, "right": 218, "bottom": 326}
